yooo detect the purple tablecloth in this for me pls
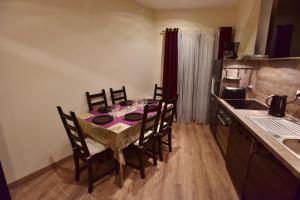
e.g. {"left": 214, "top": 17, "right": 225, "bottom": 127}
{"left": 85, "top": 106, "right": 144, "bottom": 128}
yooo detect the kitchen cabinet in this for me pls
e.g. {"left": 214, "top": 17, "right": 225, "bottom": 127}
{"left": 226, "top": 119, "right": 254, "bottom": 199}
{"left": 244, "top": 142, "right": 299, "bottom": 200}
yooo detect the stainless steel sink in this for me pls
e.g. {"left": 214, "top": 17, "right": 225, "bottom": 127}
{"left": 282, "top": 139, "right": 300, "bottom": 158}
{"left": 248, "top": 116, "right": 300, "bottom": 159}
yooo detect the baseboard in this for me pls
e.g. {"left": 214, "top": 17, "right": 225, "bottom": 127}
{"left": 8, "top": 155, "right": 73, "bottom": 189}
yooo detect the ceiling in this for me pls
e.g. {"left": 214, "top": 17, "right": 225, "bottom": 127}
{"left": 133, "top": 0, "right": 240, "bottom": 10}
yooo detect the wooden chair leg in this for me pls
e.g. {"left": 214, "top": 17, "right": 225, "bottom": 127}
{"left": 168, "top": 131, "right": 172, "bottom": 152}
{"left": 158, "top": 135, "right": 163, "bottom": 161}
{"left": 87, "top": 161, "right": 93, "bottom": 193}
{"left": 138, "top": 149, "right": 145, "bottom": 179}
{"left": 152, "top": 137, "right": 157, "bottom": 166}
{"left": 74, "top": 154, "right": 80, "bottom": 181}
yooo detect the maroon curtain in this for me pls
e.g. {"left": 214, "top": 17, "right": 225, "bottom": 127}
{"left": 218, "top": 27, "right": 232, "bottom": 58}
{"left": 163, "top": 28, "right": 178, "bottom": 100}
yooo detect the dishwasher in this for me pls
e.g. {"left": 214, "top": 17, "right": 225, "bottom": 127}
{"left": 215, "top": 87, "right": 246, "bottom": 156}
{"left": 216, "top": 107, "right": 232, "bottom": 156}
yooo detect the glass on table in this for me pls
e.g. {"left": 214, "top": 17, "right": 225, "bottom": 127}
{"left": 115, "top": 104, "right": 121, "bottom": 111}
{"left": 109, "top": 104, "right": 119, "bottom": 117}
{"left": 109, "top": 105, "right": 115, "bottom": 117}
{"left": 140, "top": 98, "right": 146, "bottom": 106}
{"left": 133, "top": 97, "right": 139, "bottom": 107}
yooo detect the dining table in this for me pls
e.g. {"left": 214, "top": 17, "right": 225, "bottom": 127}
{"left": 77, "top": 99, "right": 157, "bottom": 187}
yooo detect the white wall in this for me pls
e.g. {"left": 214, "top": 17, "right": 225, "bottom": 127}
{"left": 0, "top": 0, "right": 156, "bottom": 183}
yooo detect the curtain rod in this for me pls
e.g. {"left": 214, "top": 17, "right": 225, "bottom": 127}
{"left": 160, "top": 29, "right": 216, "bottom": 35}
{"left": 160, "top": 28, "right": 179, "bottom": 35}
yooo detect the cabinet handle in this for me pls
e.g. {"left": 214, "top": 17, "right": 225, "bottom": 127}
{"left": 217, "top": 115, "right": 229, "bottom": 126}
{"left": 251, "top": 141, "right": 259, "bottom": 153}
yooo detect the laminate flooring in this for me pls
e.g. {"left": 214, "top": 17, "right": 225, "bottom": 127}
{"left": 10, "top": 123, "right": 238, "bottom": 200}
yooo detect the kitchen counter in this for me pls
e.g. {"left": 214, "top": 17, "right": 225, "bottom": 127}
{"left": 216, "top": 96, "right": 300, "bottom": 179}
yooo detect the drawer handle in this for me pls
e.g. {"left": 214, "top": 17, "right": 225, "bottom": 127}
{"left": 217, "top": 115, "right": 230, "bottom": 126}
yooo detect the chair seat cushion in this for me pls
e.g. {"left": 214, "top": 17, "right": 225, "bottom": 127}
{"left": 162, "top": 103, "right": 174, "bottom": 109}
{"left": 157, "top": 122, "right": 168, "bottom": 133}
{"left": 133, "top": 130, "right": 153, "bottom": 146}
{"left": 77, "top": 138, "right": 107, "bottom": 156}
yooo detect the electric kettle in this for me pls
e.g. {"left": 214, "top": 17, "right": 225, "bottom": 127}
{"left": 265, "top": 95, "right": 288, "bottom": 117}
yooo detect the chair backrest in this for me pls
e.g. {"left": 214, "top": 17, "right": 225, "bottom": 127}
{"left": 57, "top": 106, "right": 90, "bottom": 158}
{"left": 159, "top": 95, "right": 178, "bottom": 133}
{"left": 110, "top": 86, "right": 127, "bottom": 104}
{"left": 139, "top": 101, "right": 162, "bottom": 146}
{"left": 86, "top": 89, "right": 108, "bottom": 111}
{"left": 153, "top": 84, "right": 164, "bottom": 100}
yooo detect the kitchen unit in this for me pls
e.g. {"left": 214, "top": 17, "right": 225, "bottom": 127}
{"left": 213, "top": 97, "right": 300, "bottom": 200}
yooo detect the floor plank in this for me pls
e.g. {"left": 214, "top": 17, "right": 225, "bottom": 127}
{"left": 10, "top": 123, "right": 238, "bottom": 200}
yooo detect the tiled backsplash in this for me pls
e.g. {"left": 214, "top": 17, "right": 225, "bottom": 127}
{"left": 223, "top": 59, "right": 300, "bottom": 119}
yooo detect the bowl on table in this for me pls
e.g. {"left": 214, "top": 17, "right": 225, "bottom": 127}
{"left": 120, "top": 100, "right": 133, "bottom": 106}
{"left": 92, "top": 115, "right": 114, "bottom": 125}
{"left": 124, "top": 112, "right": 143, "bottom": 121}
{"left": 97, "top": 106, "right": 113, "bottom": 113}
{"left": 145, "top": 99, "right": 157, "bottom": 104}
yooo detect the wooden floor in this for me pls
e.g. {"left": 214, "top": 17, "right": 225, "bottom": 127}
{"left": 10, "top": 123, "right": 238, "bottom": 200}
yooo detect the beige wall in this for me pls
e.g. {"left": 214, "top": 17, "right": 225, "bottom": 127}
{"left": 154, "top": 7, "right": 237, "bottom": 31}
{"left": 0, "top": 0, "right": 243, "bottom": 184}
{"left": 153, "top": 7, "right": 237, "bottom": 80}
{"left": 0, "top": 0, "right": 156, "bottom": 183}
{"left": 234, "top": 0, "right": 261, "bottom": 55}
{"left": 223, "top": 59, "right": 300, "bottom": 119}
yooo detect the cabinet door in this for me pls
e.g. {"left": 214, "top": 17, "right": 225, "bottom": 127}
{"left": 226, "top": 119, "right": 254, "bottom": 198}
{"left": 209, "top": 94, "right": 218, "bottom": 136}
{"left": 244, "top": 142, "right": 299, "bottom": 200}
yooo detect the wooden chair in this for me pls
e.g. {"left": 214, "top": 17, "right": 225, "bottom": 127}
{"left": 125, "top": 101, "right": 162, "bottom": 178}
{"left": 110, "top": 86, "right": 127, "bottom": 105}
{"left": 153, "top": 84, "right": 164, "bottom": 100}
{"left": 57, "top": 106, "right": 117, "bottom": 193}
{"left": 157, "top": 95, "right": 178, "bottom": 161}
{"left": 86, "top": 89, "right": 108, "bottom": 111}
